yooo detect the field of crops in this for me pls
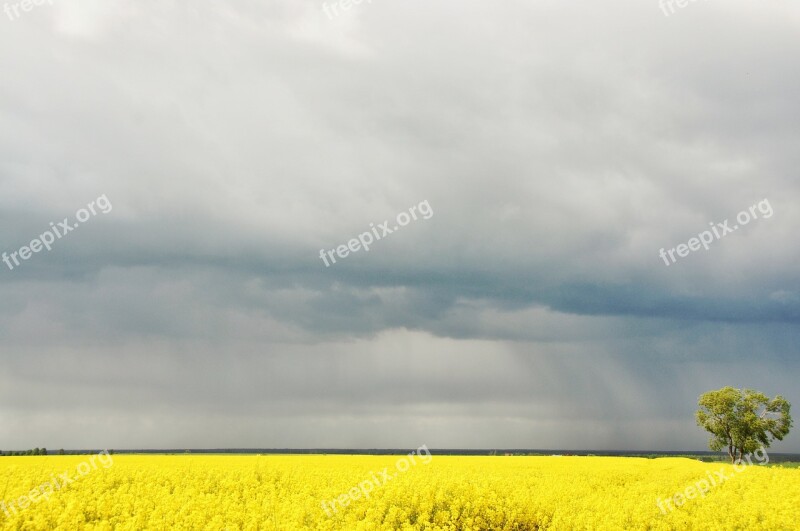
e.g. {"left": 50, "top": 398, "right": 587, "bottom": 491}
{"left": 1, "top": 454, "right": 799, "bottom": 530}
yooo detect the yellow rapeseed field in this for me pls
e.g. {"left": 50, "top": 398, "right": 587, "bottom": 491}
{"left": 1, "top": 454, "right": 799, "bottom": 530}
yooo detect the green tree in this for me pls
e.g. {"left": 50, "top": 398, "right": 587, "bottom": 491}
{"left": 696, "top": 386, "right": 792, "bottom": 463}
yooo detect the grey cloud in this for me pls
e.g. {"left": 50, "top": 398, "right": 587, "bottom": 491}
{"left": 1, "top": 0, "right": 798, "bottom": 451}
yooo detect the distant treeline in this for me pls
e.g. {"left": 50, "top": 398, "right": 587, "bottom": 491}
{"left": 3, "top": 448, "right": 798, "bottom": 462}
{"left": 1, "top": 448, "right": 49, "bottom": 456}
{"left": 48, "top": 449, "right": 800, "bottom": 462}
{"left": 1, "top": 449, "right": 116, "bottom": 456}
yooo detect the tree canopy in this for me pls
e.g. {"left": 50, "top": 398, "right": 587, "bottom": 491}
{"left": 696, "top": 386, "right": 792, "bottom": 463}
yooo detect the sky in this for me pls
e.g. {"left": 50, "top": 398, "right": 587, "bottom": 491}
{"left": 0, "top": 0, "right": 798, "bottom": 452}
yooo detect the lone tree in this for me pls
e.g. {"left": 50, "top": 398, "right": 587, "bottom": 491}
{"left": 696, "top": 386, "right": 792, "bottom": 463}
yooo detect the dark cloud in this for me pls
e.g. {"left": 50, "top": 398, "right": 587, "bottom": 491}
{"left": 0, "top": 0, "right": 798, "bottom": 451}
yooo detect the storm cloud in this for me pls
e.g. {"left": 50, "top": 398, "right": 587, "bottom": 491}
{"left": 1, "top": 0, "right": 798, "bottom": 451}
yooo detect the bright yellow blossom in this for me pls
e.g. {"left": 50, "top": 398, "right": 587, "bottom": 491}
{"left": 0, "top": 455, "right": 798, "bottom": 530}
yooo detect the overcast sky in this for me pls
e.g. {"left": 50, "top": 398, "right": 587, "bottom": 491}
{"left": 1, "top": 0, "right": 798, "bottom": 452}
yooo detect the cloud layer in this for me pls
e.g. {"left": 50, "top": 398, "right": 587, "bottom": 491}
{"left": 1, "top": 0, "right": 798, "bottom": 451}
